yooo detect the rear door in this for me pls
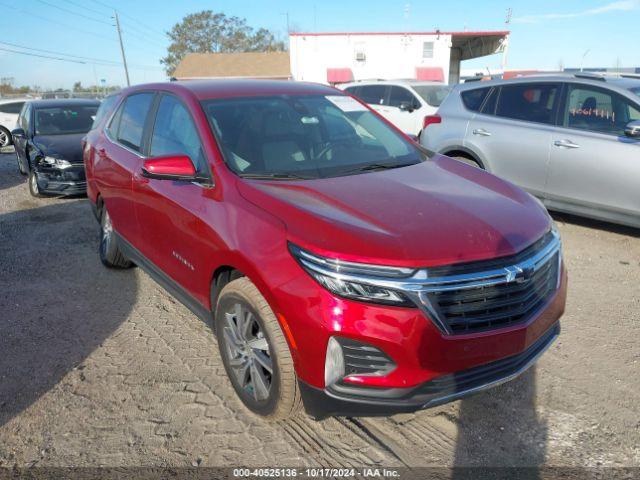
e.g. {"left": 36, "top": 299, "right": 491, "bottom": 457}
{"left": 545, "top": 83, "right": 640, "bottom": 221}
{"left": 14, "top": 104, "right": 31, "bottom": 170}
{"left": 356, "top": 84, "right": 389, "bottom": 117}
{"left": 95, "top": 92, "right": 155, "bottom": 243}
{"left": 465, "top": 82, "right": 561, "bottom": 197}
{"left": 132, "top": 92, "right": 216, "bottom": 305}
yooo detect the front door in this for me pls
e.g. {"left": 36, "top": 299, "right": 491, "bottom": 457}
{"left": 546, "top": 83, "right": 640, "bottom": 222}
{"left": 380, "top": 86, "right": 422, "bottom": 136}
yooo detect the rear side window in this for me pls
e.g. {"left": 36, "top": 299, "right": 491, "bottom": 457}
{"left": 359, "top": 85, "right": 388, "bottom": 105}
{"left": 461, "top": 87, "right": 490, "bottom": 112}
{"left": 150, "top": 95, "right": 206, "bottom": 171}
{"left": 0, "top": 102, "right": 25, "bottom": 114}
{"left": 114, "top": 93, "right": 154, "bottom": 152}
{"left": 91, "top": 95, "right": 119, "bottom": 130}
{"left": 496, "top": 83, "right": 559, "bottom": 125}
{"left": 388, "top": 86, "right": 420, "bottom": 109}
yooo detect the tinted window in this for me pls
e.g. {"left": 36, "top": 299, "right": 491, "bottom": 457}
{"left": 358, "top": 85, "right": 388, "bottom": 105}
{"left": 461, "top": 87, "right": 490, "bottom": 112}
{"left": 91, "top": 95, "right": 119, "bottom": 130}
{"left": 116, "top": 93, "right": 154, "bottom": 152}
{"left": 343, "top": 86, "right": 360, "bottom": 97}
{"left": 413, "top": 85, "right": 450, "bottom": 107}
{"left": 18, "top": 104, "right": 30, "bottom": 130}
{"left": 203, "top": 94, "right": 424, "bottom": 179}
{"left": 564, "top": 84, "right": 640, "bottom": 135}
{"left": 496, "top": 83, "right": 559, "bottom": 124}
{"left": 34, "top": 105, "right": 98, "bottom": 135}
{"left": 480, "top": 88, "right": 498, "bottom": 114}
{"left": 388, "top": 86, "right": 419, "bottom": 109}
{"left": 0, "top": 102, "right": 25, "bottom": 114}
{"left": 150, "top": 95, "right": 205, "bottom": 171}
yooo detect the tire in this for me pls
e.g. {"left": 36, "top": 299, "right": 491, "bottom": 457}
{"left": 215, "top": 277, "right": 302, "bottom": 420}
{"left": 99, "top": 206, "right": 133, "bottom": 268}
{"left": 0, "top": 126, "right": 12, "bottom": 148}
{"left": 28, "top": 170, "right": 44, "bottom": 197}
{"left": 16, "top": 153, "right": 27, "bottom": 175}
{"left": 452, "top": 155, "right": 483, "bottom": 169}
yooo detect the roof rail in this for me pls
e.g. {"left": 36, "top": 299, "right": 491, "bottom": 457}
{"left": 573, "top": 72, "right": 606, "bottom": 81}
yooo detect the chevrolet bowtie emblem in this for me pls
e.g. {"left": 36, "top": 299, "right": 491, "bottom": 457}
{"left": 505, "top": 265, "right": 524, "bottom": 283}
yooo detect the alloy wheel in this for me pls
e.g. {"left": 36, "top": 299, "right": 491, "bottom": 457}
{"left": 0, "top": 130, "right": 9, "bottom": 148}
{"left": 30, "top": 172, "right": 39, "bottom": 193}
{"left": 223, "top": 302, "right": 273, "bottom": 402}
{"left": 101, "top": 209, "right": 113, "bottom": 254}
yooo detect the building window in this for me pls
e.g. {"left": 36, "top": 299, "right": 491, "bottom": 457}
{"left": 422, "top": 41, "right": 434, "bottom": 59}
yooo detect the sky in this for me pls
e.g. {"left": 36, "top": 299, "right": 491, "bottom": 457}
{"left": 0, "top": 0, "right": 638, "bottom": 89}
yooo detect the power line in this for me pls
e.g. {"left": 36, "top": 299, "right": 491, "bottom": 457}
{"left": 0, "top": 47, "right": 87, "bottom": 64}
{"left": 88, "top": 0, "right": 167, "bottom": 38}
{"left": 35, "top": 0, "right": 112, "bottom": 25}
{"left": 61, "top": 0, "right": 108, "bottom": 17}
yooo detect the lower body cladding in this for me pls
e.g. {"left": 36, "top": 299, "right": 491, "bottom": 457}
{"left": 275, "top": 256, "right": 567, "bottom": 419}
{"left": 33, "top": 166, "right": 87, "bottom": 195}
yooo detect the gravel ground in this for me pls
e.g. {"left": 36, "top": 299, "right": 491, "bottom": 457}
{"left": 0, "top": 149, "right": 638, "bottom": 470}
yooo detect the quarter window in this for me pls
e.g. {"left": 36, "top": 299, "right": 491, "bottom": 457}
{"left": 150, "top": 95, "right": 206, "bottom": 171}
{"left": 115, "top": 93, "right": 154, "bottom": 152}
{"left": 564, "top": 84, "right": 640, "bottom": 136}
{"left": 358, "top": 85, "right": 388, "bottom": 105}
{"left": 496, "top": 83, "right": 559, "bottom": 125}
{"left": 461, "top": 87, "right": 490, "bottom": 112}
{"left": 0, "top": 102, "right": 25, "bottom": 114}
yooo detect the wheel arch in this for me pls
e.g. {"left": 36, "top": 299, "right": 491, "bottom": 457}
{"left": 440, "top": 146, "right": 488, "bottom": 170}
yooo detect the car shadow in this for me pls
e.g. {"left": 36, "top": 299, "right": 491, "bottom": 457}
{"left": 0, "top": 152, "right": 26, "bottom": 191}
{"left": 452, "top": 367, "right": 546, "bottom": 477}
{"left": 0, "top": 199, "right": 137, "bottom": 426}
{"left": 550, "top": 210, "right": 640, "bottom": 238}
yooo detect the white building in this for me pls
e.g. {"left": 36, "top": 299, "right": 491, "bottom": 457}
{"left": 289, "top": 31, "right": 509, "bottom": 85}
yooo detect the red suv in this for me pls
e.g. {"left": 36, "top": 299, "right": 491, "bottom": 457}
{"left": 84, "top": 80, "right": 567, "bottom": 420}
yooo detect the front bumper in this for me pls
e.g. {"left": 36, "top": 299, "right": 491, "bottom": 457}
{"left": 33, "top": 166, "right": 86, "bottom": 196}
{"left": 300, "top": 321, "right": 560, "bottom": 419}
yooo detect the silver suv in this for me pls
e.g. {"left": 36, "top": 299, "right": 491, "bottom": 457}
{"left": 421, "top": 74, "right": 640, "bottom": 228}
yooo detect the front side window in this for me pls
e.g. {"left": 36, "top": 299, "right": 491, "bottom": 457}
{"left": 413, "top": 85, "right": 451, "bottom": 107}
{"left": 91, "top": 95, "right": 119, "bottom": 130}
{"left": 34, "top": 105, "right": 98, "bottom": 135}
{"left": 388, "top": 87, "right": 420, "bottom": 109}
{"left": 564, "top": 85, "right": 640, "bottom": 135}
{"left": 202, "top": 94, "right": 425, "bottom": 179}
{"left": 0, "top": 102, "right": 25, "bottom": 115}
{"left": 496, "top": 83, "right": 559, "bottom": 125}
{"left": 358, "top": 85, "right": 388, "bottom": 105}
{"left": 150, "top": 95, "right": 205, "bottom": 171}
{"left": 115, "top": 93, "right": 154, "bottom": 152}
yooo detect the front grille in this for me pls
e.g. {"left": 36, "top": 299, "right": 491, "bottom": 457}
{"left": 425, "top": 232, "right": 561, "bottom": 334}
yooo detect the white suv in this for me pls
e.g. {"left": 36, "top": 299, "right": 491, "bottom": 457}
{"left": 339, "top": 80, "right": 450, "bottom": 137}
{"left": 0, "top": 98, "right": 28, "bottom": 148}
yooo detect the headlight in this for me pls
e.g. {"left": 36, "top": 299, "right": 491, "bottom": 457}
{"left": 41, "top": 156, "right": 72, "bottom": 168}
{"left": 289, "top": 243, "right": 415, "bottom": 307}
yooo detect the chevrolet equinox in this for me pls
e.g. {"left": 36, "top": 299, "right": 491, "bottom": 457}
{"left": 84, "top": 80, "right": 567, "bottom": 420}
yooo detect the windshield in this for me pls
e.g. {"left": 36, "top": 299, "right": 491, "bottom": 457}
{"left": 412, "top": 85, "right": 451, "bottom": 107}
{"left": 202, "top": 94, "right": 425, "bottom": 179}
{"left": 35, "top": 105, "right": 98, "bottom": 135}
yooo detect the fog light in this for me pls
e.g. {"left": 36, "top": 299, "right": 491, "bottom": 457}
{"left": 324, "top": 337, "right": 345, "bottom": 387}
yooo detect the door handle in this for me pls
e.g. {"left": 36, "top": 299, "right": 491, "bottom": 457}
{"left": 472, "top": 128, "right": 491, "bottom": 137}
{"left": 553, "top": 139, "right": 580, "bottom": 149}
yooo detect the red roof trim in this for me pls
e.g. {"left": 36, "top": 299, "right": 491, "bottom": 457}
{"left": 289, "top": 31, "right": 509, "bottom": 37}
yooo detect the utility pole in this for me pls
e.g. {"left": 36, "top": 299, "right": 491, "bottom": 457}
{"left": 114, "top": 10, "right": 130, "bottom": 87}
{"left": 501, "top": 8, "right": 512, "bottom": 74}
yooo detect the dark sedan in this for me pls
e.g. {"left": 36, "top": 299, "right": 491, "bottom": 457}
{"left": 12, "top": 98, "right": 100, "bottom": 197}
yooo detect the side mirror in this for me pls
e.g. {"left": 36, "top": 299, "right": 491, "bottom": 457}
{"left": 399, "top": 102, "right": 415, "bottom": 113}
{"left": 624, "top": 120, "right": 640, "bottom": 138}
{"left": 11, "top": 128, "right": 25, "bottom": 138}
{"left": 141, "top": 155, "right": 197, "bottom": 181}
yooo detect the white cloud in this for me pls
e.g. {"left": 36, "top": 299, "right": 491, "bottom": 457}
{"left": 513, "top": 0, "right": 639, "bottom": 24}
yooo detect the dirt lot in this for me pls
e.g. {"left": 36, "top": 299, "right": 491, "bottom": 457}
{"left": 0, "top": 149, "right": 638, "bottom": 471}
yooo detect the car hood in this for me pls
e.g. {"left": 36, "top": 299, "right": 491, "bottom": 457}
{"left": 33, "top": 134, "right": 86, "bottom": 163}
{"left": 237, "top": 155, "right": 552, "bottom": 267}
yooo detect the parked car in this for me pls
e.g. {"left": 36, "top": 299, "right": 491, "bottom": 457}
{"left": 84, "top": 80, "right": 566, "bottom": 420}
{"left": 13, "top": 98, "right": 100, "bottom": 197}
{"left": 0, "top": 98, "right": 28, "bottom": 148}
{"left": 421, "top": 73, "right": 640, "bottom": 228}
{"left": 339, "top": 80, "right": 450, "bottom": 137}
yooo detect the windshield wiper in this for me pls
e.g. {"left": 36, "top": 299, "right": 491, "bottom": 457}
{"left": 338, "top": 162, "right": 418, "bottom": 175}
{"left": 240, "top": 172, "right": 315, "bottom": 180}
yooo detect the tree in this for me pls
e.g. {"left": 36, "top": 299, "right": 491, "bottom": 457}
{"left": 161, "top": 10, "right": 286, "bottom": 76}
{"left": 73, "top": 81, "right": 83, "bottom": 92}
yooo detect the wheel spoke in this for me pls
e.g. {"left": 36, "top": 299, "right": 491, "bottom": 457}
{"left": 224, "top": 313, "right": 242, "bottom": 347}
{"left": 223, "top": 325, "right": 243, "bottom": 352}
{"left": 230, "top": 357, "right": 250, "bottom": 386}
{"left": 247, "top": 337, "right": 268, "bottom": 351}
{"left": 249, "top": 360, "right": 270, "bottom": 401}
{"left": 252, "top": 350, "right": 273, "bottom": 374}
